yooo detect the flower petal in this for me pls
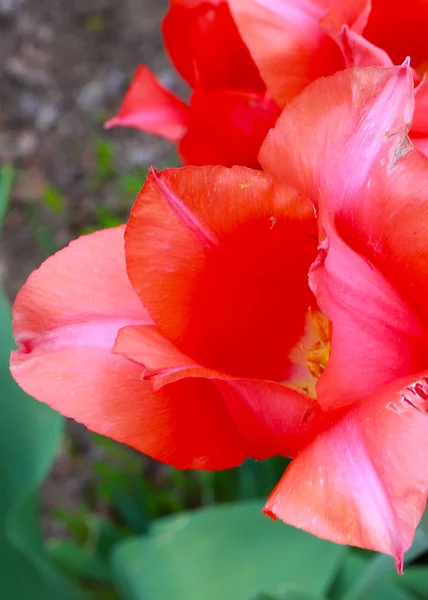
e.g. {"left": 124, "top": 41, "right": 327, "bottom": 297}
{"left": 179, "top": 89, "right": 280, "bottom": 168}
{"left": 113, "top": 324, "right": 202, "bottom": 388}
{"left": 259, "top": 64, "right": 414, "bottom": 205}
{"left": 222, "top": 379, "right": 320, "bottom": 458}
{"left": 125, "top": 166, "right": 318, "bottom": 382}
{"left": 113, "top": 324, "right": 319, "bottom": 458}
{"left": 13, "top": 347, "right": 255, "bottom": 469}
{"left": 310, "top": 235, "right": 428, "bottom": 410}
{"left": 363, "top": 0, "right": 428, "bottom": 72}
{"left": 264, "top": 372, "right": 428, "bottom": 568}
{"left": 10, "top": 228, "right": 254, "bottom": 470}
{"left": 105, "top": 66, "right": 190, "bottom": 142}
{"left": 412, "top": 76, "right": 428, "bottom": 156}
{"left": 321, "top": 0, "right": 370, "bottom": 34}
{"left": 163, "top": 0, "right": 264, "bottom": 90}
{"left": 11, "top": 226, "right": 150, "bottom": 358}
{"left": 333, "top": 148, "right": 428, "bottom": 329}
{"left": 228, "top": 0, "right": 344, "bottom": 106}
{"left": 335, "top": 26, "right": 392, "bottom": 69}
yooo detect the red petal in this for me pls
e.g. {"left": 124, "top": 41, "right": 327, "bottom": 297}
{"left": 321, "top": 0, "right": 370, "bottom": 34}
{"left": 179, "top": 89, "right": 280, "bottom": 168}
{"left": 163, "top": 0, "right": 264, "bottom": 91}
{"left": 259, "top": 65, "right": 414, "bottom": 203}
{"left": 105, "top": 66, "right": 190, "bottom": 142}
{"left": 228, "top": 0, "right": 344, "bottom": 106}
{"left": 264, "top": 372, "right": 428, "bottom": 565}
{"left": 310, "top": 236, "right": 428, "bottom": 410}
{"left": 222, "top": 379, "right": 320, "bottom": 458}
{"left": 125, "top": 166, "right": 317, "bottom": 382}
{"left": 363, "top": 0, "right": 428, "bottom": 72}
{"left": 411, "top": 76, "right": 428, "bottom": 155}
{"left": 13, "top": 348, "right": 256, "bottom": 469}
{"left": 114, "top": 324, "right": 320, "bottom": 458}
{"left": 113, "top": 324, "right": 202, "bottom": 388}
{"left": 10, "top": 228, "right": 253, "bottom": 469}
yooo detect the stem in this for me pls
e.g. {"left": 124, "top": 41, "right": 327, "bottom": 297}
{"left": 342, "top": 529, "right": 428, "bottom": 600}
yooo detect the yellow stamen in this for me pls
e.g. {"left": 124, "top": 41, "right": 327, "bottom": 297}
{"left": 306, "top": 309, "right": 331, "bottom": 379}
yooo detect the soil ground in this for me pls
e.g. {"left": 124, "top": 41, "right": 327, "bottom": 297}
{"left": 0, "top": 0, "right": 177, "bottom": 296}
{"left": 0, "top": 0, "right": 181, "bottom": 533}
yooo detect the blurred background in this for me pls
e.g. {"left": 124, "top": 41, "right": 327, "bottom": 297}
{"left": 1, "top": 2, "right": 428, "bottom": 600}
{"left": 1, "top": 0, "right": 178, "bottom": 299}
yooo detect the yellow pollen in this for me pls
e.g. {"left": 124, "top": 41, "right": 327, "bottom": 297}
{"left": 306, "top": 310, "right": 331, "bottom": 379}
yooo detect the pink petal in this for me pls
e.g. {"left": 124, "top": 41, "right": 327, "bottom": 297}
{"left": 259, "top": 64, "right": 414, "bottom": 205}
{"left": 266, "top": 66, "right": 428, "bottom": 329}
{"left": 105, "top": 66, "right": 190, "bottom": 142}
{"left": 113, "top": 324, "right": 203, "bottom": 389}
{"left": 12, "top": 226, "right": 150, "bottom": 360}
{"left": 10, "top": 228, "right": 255, "bottom": 469}
{"left": 310, "top": 235, "right": 428, "bottom": 410}
{"left": 12, "top": 346, "right": 256, "bottom": 469}
{"left": 335, "top": 26, "right": 393, "bottom": 68}
{"left": 228, "top": 0, "right": 344, "bottom": 106}
{"left": 264, "top": 372, "right": 428, "bottom": 568}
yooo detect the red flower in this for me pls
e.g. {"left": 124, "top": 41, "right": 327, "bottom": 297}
{"left": 229, "top": 0, "right": 428, "bottom": 154}
{"left": 105, "top": 0, "right": 280, "bottom": 168}
{"left": 10, "top": 165, "right": 322, "bottom": 470}
{"left": 259, "top": 64, "right": 428, "bottom": 571}
{"left": 11, "top": 63, "right": 428, "bottom": 566}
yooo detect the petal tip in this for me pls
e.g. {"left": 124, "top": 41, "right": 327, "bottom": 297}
{"left": 395, "top": 552, "right": 404, "bottom": 574}
{"left": 104, "top": 117, "right": 119, "bottom": 130}
{"left": 402, "top": 56, "right": 411, "bottom": 69}
{"left": 262, "top": 499, "right": 279, "bottom": 521}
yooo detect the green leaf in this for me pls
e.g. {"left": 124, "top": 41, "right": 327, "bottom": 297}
{"left": 48, "top": 540, "right": 112, "bottom": 583}
{"left": 0, "top": 164, "right": 14, "bottom": 231}
{"left": 118, "top": 172, "right": 147, "bottom": 197}
{"left": 0, "top": 287, "right": 88, "bottom": 598}
{"left": 329, "top": 551, "right": 418, "bottom": 600}
{"left": 250, "top": 593, "right": 324, "bottom": 600}
{"left": 42, "top": 184, "right": 66, "bottom": 214}
{"left": 398, "top": 566, "right": 428, "bottom": 599}
{"left": 95, "top": 139, "right": 115, "bottom": 179}
{"left": 237, "top": 458, "right": 290, "bottom": 500}
{"left": 111, "top": 500, "right": 346, "bottom": 600}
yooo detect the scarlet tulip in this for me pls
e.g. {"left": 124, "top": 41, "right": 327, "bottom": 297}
{"left": 105, "top": 0, "right": 280, "bottom": 168}
{"left": 229, "top": 0, "right": 428, "bottom": 154}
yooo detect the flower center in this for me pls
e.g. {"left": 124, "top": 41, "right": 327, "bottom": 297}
{"left": 287, "top": 308, "right": 331, "bottom": 398}
{"left": 306, "top": 310, "right": 331, "bottom": 379}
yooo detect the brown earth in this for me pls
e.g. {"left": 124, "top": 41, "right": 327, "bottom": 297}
{"left": 0, "top": 0, "right": 184, "bottom": 533}
{"left": 0, "top": 0, "right": 180, "bottom": 297}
